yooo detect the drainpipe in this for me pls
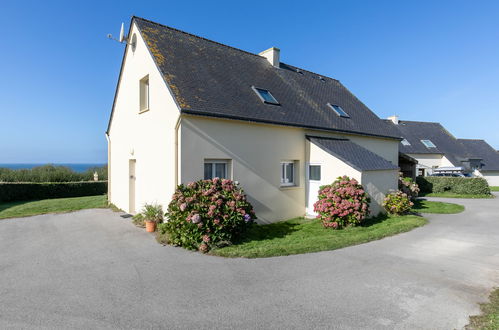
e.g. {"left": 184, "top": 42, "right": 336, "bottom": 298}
{"left": 105, "top": 132, "right": 111, "bottom": 202}
{"left": 174, "top": 114, "right": 182, "bottom": 189}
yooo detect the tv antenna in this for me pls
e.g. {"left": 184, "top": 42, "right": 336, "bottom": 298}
{"left": 107, "top": 23, "right": 136, "bottom": 48}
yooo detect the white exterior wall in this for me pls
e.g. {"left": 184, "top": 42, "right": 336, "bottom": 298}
{"left": 108, "top": 23, "right": 179, "bottom": 213}
{"left": 180, "top": 116, "right": 398, "bottom": 222}
{"left": 482, "top": 171, "right": 499, "bottom": 186}
{"left": 361, "top": 170, "right": 398, "bottom": 215}
{"left": 440, "top": 156, "right": 456, "bottom": 167}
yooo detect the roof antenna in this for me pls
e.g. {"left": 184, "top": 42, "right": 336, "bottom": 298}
{"left": 107, "top": 23, "right": 136, "bottom": 47}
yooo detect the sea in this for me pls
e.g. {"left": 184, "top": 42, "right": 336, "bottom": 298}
{"left": 0, "top": 164, "right": 106, "bottom": 173}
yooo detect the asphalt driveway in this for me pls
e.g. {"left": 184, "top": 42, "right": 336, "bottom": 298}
{"left": 1, "top": 194, "right": 498, "bottom": 329}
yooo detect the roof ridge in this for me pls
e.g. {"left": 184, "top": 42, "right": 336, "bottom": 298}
{"left": 398, "top": 120, "right": 441, "bottom": 125}
{"left": 458, "top": 138, "right": 484, "bottom": 141}
{"left": 133, "top": 16, "right": 341, "bottom": 82}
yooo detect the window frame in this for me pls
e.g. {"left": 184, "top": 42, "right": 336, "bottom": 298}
{"left": 401, "top": 138, "right": 411, "bottom": 146}
{"left": 139, "top": 75, "right": 150, "bottom": 113}
{"left": 307, "top": 163, "right": 321, "bottom": 182}
{"left": 251, "top": 86, "right": 280, "bottom": 105}
{"left": 204, "top": 159, "right": 230, "bottom": 180}
{"left": 327, "top": 103, "right": 350, "bottom": 118}
{"left": 421, "top": 139, "right": 436, "bottom": 148}
{"left": 280, "top": 161, "right": 296, "bottom": 187}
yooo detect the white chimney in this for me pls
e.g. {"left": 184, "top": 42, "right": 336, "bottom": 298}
{"left": 259, "top": 47, "right": 280, "bottom": 67}
{"left": 387, "top": 115, "right": 399, "bottom": 125}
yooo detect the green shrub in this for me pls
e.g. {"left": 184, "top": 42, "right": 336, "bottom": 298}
{"left": 313, "top": 176, "right": 370, "bottom": 229}
{"left": 383, "top": 191, "right": 413, "bottom": 215}
{"left": 163, "top": 178, "right": 255, "bottom": 252}
{"left": 132, "top": 213, "right": 145, "bottom": 228}
{"left": 0, "top": 182, "right": 107, "bottom": 202}
{"left": 416, "top": 177, "right": 490, "bottom": 195}
{"left": 0, "top": 164, "right": 107, "bottom": 183}
{"left": 141, "top": 203, "right": 163, "bottom": 223}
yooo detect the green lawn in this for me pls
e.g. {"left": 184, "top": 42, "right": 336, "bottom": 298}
{"left": 412, "top": 200, "right": 465, "bottom": 214}
{"left": 490, "top": 186, "right": 499, "bottom": 192}
{"left": 0, "top": 195, "right": 108, "bottom": 220}
{"left": 467, "top": 288, "right": 499, "bottom": 329}
{"left": 211, "top": 214, "right": 427, "bottom": 258}
{"left": 421, "top": 192, "right": 494, "bottom": 199}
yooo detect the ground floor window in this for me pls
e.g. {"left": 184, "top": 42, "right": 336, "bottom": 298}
{"left": 204, "top": 160, "right": 229, "bottom": 180}
{"left": 308, "top": 164, "right": 321, "bottom": 181}
{"left": 281, "top": 161, "right": 296, "bottom": 186}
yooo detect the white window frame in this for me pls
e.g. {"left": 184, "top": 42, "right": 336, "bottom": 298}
{"left": 421, "top": 139, "right": 436, "bottom": 148}
{"left": 204, "top": 159, "right": 230, "bottom": 180}
{"left": 139, "top": 75, "right": 149, "bottom": 113}
{"left": 280, "top": 161, "right": 296, "bottom": 187}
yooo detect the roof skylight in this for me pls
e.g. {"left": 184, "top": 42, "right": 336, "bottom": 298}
{"left": 252, "top": 86, "right": 279, "bottom": 105}
{"left": 327, "top": 103, "right": 350, "bottom": 118}
{"left": 401, "top": 138, "right": 411, "bottom": 146}
{"left": 421, "top": 139, "right": 436, "bottom": 148}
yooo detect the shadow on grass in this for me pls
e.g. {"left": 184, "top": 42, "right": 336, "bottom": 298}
{"left": 0, "top": 200, "right": 31, "bottom": 213}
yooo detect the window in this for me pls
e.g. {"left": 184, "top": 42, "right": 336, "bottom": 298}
{"left": 401, "top": 138, "right": 411, "bottom": 146}
{"left": 308, "top": 165, "right": 321, "bottom": 181}
{"left": 204, "top": 160, "right": 229, "bottom": 180}
{"left": 280, "top": 161, "right": 295, "bottom": 186}
{"left": 327, "top": 103, "right": 350, "bottom": 118}
{"left": 252, "top": 86, "right": 279, "bottom": 105}
{"left": 139, "top": 75, "right": 149, "bottom": 112}
{"left": 421, "top": 139, "right": 436, "bottom": 148}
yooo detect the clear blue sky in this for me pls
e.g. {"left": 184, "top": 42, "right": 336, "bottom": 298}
{"left": 1, "top": 0, "right": 498, "bottom": 163}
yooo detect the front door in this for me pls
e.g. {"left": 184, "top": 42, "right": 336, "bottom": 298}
{"left": 306, "top": 163, "right": 322, "bottom": 216}
{"left": 129, "top": 159, "right": 136, "bottom": 214}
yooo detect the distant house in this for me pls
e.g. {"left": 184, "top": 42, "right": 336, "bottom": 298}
{"left": 106, "top": 17, "right": 400, "bottom": 223}
{"left": 386, "top": 116, "right": 499, "bottom": 185}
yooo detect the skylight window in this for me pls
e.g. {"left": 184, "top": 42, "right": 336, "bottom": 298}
{"left": 421, "top": 139, "right": 436, "bottom": 148}
{"left": 251, "top": 86, "right": 279, "bottom": 105}
{"left": 401, "top": 138, "right": 411, "bottom": 146}
{"left": 327, "top": 103, "right": 350, "bottom": 118}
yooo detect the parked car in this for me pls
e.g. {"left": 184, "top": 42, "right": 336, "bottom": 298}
{"left": 430, "top": 173, "right": 466, "bottom": 177}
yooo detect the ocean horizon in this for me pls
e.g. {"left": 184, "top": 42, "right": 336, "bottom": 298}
{"left": 0, "top": 163, "right": 107, "bottom": 173}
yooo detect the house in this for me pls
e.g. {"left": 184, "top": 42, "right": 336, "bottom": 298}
{"left": 457, "top": 139, "right": 499, "bottom": 186}
{"left": 106, "top": 17, "right": 401, "bottom": 223}
{"left": 385, "top": 116, "right": 499, "bottom": 185}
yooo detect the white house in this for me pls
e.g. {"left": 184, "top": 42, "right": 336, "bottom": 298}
{"left": 106, "top": 17, "right": 401, "bottom": 223}
{"left": 386, "top": 116, "right": 499, "bottom": 185}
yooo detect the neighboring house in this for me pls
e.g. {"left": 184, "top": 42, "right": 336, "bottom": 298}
{"left": 458, "top": 139, "right": 499, "bottom": 186}
{"left": 106, "top": 17, "right": 401, "bottom": 223}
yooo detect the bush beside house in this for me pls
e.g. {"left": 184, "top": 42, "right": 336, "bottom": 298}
{"left": 416, "top": 177, "right": 490, "bottom": 195}
{"left": 0, "top": 182, "right": 107, "bottom": 202}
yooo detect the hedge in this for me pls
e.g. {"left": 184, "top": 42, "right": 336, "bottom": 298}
{"left": 416, "top": 177, "right": 490, "bottom": 195}
{"left": 0, "top": 181, "right": 108, "bottom": 202}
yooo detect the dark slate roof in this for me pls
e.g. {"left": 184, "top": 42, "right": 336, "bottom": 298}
{"left": 307, "top": 136, "right": 399, "bottom": 171}
{"left": 132, "top": 17, "right": 400, "bottom": 140}
{"left": 458, "top": 139, "right": 499, "bottom": 171}
{"left": 384, "top": 120, "right": 469, "bottom": 165}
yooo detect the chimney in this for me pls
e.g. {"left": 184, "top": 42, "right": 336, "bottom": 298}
{"left": 259, "top": 47, "right": 280, "bottom": 67}
{"left": 387, "top": 115, "right": 399, "bottom": 125}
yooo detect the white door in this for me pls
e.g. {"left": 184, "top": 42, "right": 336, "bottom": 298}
{"left": 306, "top": 163, "right": 322, "bottom": 216}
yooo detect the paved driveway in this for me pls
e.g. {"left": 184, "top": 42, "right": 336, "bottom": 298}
{"left": 1, "top": 194, "right": 498, "bottom": 329}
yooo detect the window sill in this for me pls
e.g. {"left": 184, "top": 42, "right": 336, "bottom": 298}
{"left": 279, "top": 185, "right": 299, "bottom": 190}
{"left": 139, "top": 108, "right": 150, "bottom": 114}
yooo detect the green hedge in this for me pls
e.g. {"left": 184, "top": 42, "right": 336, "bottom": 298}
{"left": 416, "top": 177, "right": 490, "bottom": 195}
{"left": 0, "top": 181, "right": 107, "bottom": 202}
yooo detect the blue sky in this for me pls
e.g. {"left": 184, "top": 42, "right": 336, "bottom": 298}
{"left": 1, "top": 0, "right": 498, "bottom": 163}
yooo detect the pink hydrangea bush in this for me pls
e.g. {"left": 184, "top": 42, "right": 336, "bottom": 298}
{"left": 313, "top": 176, "right": 370, "bottom": 229}
{"left": 399, "top": 173, "right": 420, "bottom": 201}
{"left": 161, "top": 178, "right": 255, "bottom": 252}
{"left": 382, "top": 191, "right": 413, "bottom": 215}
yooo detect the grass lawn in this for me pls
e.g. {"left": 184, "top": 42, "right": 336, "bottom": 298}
{"left": 421, "top": 192, "right": 494, "bottom": 199}
{"left": 467, "top": 288, "right": 499, "bottom": 330}
{"left": 412, "top": 200, "right": 464, "bottom": 214}
{"left": 490, "top": 186, "right": 499, "bottom": 192}
{"left": 0, "top": 195, "right": 108, "bottom": 220}
{"left": 211, "top": 214, "right": 427, "bottom": 258}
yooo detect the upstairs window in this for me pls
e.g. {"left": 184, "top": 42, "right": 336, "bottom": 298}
{"left": 252, "top": 86, "right": 279, "bottom": 105}
{"left": 421, "top": 139, "right": 436, "bottom": 148}
{"left": 139, "top": 75, "right": 149, "bottom": 112}
{"left": 401, "top": 138, "right": 411, "bottom": 146}
{"left": 327, "top": 103, "right": 350, "bottom": 118}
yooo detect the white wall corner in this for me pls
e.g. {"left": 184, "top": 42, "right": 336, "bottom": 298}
{"left": 259, "top": 47, "right": 280, "bottom": 67}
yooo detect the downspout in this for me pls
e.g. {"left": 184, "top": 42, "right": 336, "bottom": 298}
{"left": 105, "top": 132, "right": 111, "bottom": 202}
{"left": 174, "top": 114, "right": 182, "bottom": 189}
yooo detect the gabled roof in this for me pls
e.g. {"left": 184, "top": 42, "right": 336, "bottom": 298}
{"left": 131, "top": 17, "right": 400, "bottom": 140}
{"left": 385, "top": 120, "right": 467, "bottom": 165}
{"left": 307, "top": 136, "right": 398, "bottom": 171}
{"left": 458, "top": 139, "right": 499, "bottom": 171}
